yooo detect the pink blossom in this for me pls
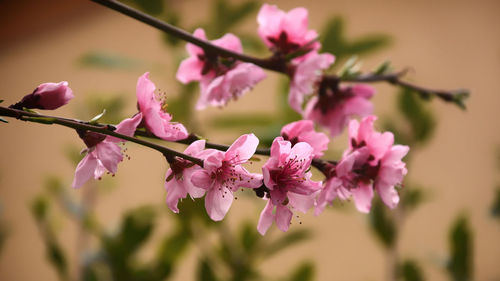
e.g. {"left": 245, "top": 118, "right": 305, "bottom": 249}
{"left": 190, "top": 134, "right": 263, "bottom": 221}
{"left": 72, "top": 114, "right": 142, "bottom": 188}
{"left": 176, "top": 28, "right": 266, "bottom": 109}
{"left": 257, "top": 4, "right": 319, "bottom": 58}
{"left": 258, "top": 137, "right": 321, "bottom": 235}
{"left": 281, "top": 120, "right": 329, "bottom": 158}
{"left": 288, "top": 53, "right": 335, "bottom": 113}
{"left": 136, "top": 72, "right": 188, "bottom": 141}
{"left": 11, "top": 81, "right": 73, "bottom": 110}
{"left": 164, "top": 140, "right": 208, "bottom": 213}
{"left": 314, "top": 116, "right": 409, "bottom": 214}
{"left": 304, "top": 84, "right": 375, "bottom": 137}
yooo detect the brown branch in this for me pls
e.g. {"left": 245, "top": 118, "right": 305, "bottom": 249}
{"left": 0, "top": 106, "right": 204, "bottom": 167}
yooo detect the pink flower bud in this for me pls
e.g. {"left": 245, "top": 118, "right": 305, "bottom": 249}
{"left": 11, "top": 81, "right": 74, "bottom": 110}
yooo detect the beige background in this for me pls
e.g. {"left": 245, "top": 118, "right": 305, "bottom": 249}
{"left": 1, "top": 0, "right": 500, "bottom": 280}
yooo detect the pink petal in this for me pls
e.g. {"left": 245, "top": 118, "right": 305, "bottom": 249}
{"left": 190, "top": 170, "right": 213, "bottom": 190}
{"left": 352, "top": 84, "right": 375, "bottom": 98}
{"left": 231, "top": 166, "right": 263, "bottom": 190}
{"left": 176, "top": 56, "right": 204, "bottom": 84}
{"left": 336, "top": 152, "right": 357, "bottom": 177}
{"left": 186, "top": 28, "right": 206, "bottom": 56}
{"left": 107, "top": 113, "right": 143, "bottom": 143}
{"left": 164, "top": 172, "right": 188, "bottom": 213}
{"left": 351, "top": 182, "right": 374, "bottom": 213}
{"left": 282, "top": 7, "right": 309, "bottom": 43}
{"left": 288, "top": 192, "right": 315, "bottom": 213}
{"left": 183, "top": 168, "right": 206, "bottom": 198}
{"left": 36, "top": 81, "right": 74, "bottom": 110}
{"left": 257, "top": 4, "right": 285, "bottom": 45}
{"left": 72, "top": 154, "right": 98, "bottom": 188}
{"left": 204, "top": 187, "right": 233, "bottom": 221}
{"left": 315, "top": 179, "right": 341, "bottom": 215}
{"left": 375, "top": 181, "right": 400, "bottom": 209}
{"left": 136, "top": 72, "right": 156, "bottom": 111}
{"left": 212, "top": 33, "right": 243, "bottom": 53}
{"left": 257, "top": 200, "right": 275, "bottom": 235}
{"left": 184, "top": 140, "right": 206, "bottom": 156}
{"left": 357, "top": 115, "right": 377, "bottom": 143}
{"left": 287, "top": 142, "right": 314, "bottom": 172}
{"left": 225, "top": 133, "right": 259, "bottom": 162}
{"left": 224, "top": 63, "right": 266, "bottom": 99}
{"left": 275, "top": 204, "right": 293, "bottom": 232}
{"left": 94, "top": 142, "right": 123, "bottom": 174}
{"left": 203, "top": 151, "right": 224, "bottom": 172}
{"left": 197, "top": 75, "right": 225, "bottom": 109}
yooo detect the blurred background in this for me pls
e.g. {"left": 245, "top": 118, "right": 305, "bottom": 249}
{"left": 1, "top": 0, "right": 499, "bottom": 280}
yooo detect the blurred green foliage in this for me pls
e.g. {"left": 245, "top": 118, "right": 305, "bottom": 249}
{"left": 320, "top": 16, "right": 391, "bottom": 66}
{"left": 399, "top": 260, "right": 425, "bottom": 281}
{"left": 447, "top": 215, "right": 473, "bottom": 281}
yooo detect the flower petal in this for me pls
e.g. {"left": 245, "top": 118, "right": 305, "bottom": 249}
{"left": 72, "top": 154, "right": 98, "bottom": 188}
{"left": 275, "top": 204, "right": 293, "bottom": 232}
{"left": 176, "top": 56, "right": 204, "bottom": 84}
{"left": 94, "top": 142, "right": 123, "bottom": 174}
{"left": 225, "top": 133, "right": 259, "bottom": 162}
{"left": 205, "top": 187, "right": 233, "bottom": 221}
{"left": 257, "top": 200, "right": 275, "bottom": 235}
{"left": 351, "top": 182, "right": 374, "bottom": 213}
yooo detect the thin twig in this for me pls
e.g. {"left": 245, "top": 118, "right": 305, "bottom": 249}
{"left": 90, "top": 0, "right": 468, "bottom": 107}
{"left": 0, "top": 106, "right": 204, "bottom": 167}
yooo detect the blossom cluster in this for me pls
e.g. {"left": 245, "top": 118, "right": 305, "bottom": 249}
{"left": 9, "top": 3, "right": 409, "bottom": 235}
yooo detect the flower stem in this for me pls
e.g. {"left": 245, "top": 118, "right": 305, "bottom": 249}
{"left": 0, "top": 106, "right": 204, "bottom": 167}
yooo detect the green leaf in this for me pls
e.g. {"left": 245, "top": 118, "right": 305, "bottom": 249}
{"left": 155, "top": 228, "right": 191, "bottom": 277}
{"left": 451, "top": 90, "right": 469, "bottom": 110}
{"left": 369, "top": 198, "right": 396, "bottom": 248}
{"left": 211, "top": 0, "right": 259, "bottom": 35}
{"left": 0, "top": 99, "right": 3, "bottom": 103}
{"left": 320, "top": 16, "right": 344, "bottom": 57}
{"left": 209, "top": 113, "right": 276, "bottom": 129}
{"left": 447, "top": 215, "right": 473, "bottom": 281}
{"left": 321, "top": 16, "right": 391, "bottom": 63}
{"left": 26, "top": 116, "right": 56, "bottom": 124}
{"left": 78, "top": 51, "right": 140, "bottom": 70}
{"left": 197, "top": 259, "right": 219, "bottom": 281}
{"left": 123, "top": 0, "right": 164, "bottom": 15}
{"left": 398, "top": 88, "right": 436, "bottom": 144}
{"left": 262, "top": 229, "right": 312, "bottom": 258}
{"left": 31, "top": 195, "right": 49, "bottom": 221}
{"left": 373, "top": 60, "right": 392, "bottom": 75}
{"left": 89, "top": 109, "right": 106, "bottom": 124}
{"left": 347, "top": 34, "right": 391, "bottom": 55}
{"left": 47, "top": 240, "right": 68, "bottom": 278}
{"left": 400, "top": 259, "right": 425, "bottom": 281}
{"left": 240, "top": 221, "right": 260, "bottom": 253}
{"left": 0, "top": 117, "right": 8, "bottom": 123}
{"left": 491, "top": 186, "right": 500, "bottom": 219}
{"left": 401, "top": 187, "right": 426, "bottom": 212}
{"left": 78, "top": 94, "right": 126, "bottom": 124}
{"left": 121, "top": 207, "right": 155, "bottom": 254}
{"left": 288, "top": 261, "right": 315, "bottom": 281}
{"left": 239, "top": 34, "right": 267, "bottom": 53}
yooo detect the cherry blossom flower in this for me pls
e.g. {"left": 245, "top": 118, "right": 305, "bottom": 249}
{"left": 190, "top": 134, "right": 263, "bottom": 221}
{"left": 164, "top": 140, "right": 209, "bottom": 213}
{"left": 258, "top": 137, "right": 321, "bottom": 235}
{"left": 176, "top": 28, "right": 266, "bottom": 109}
{"left": 288, "top": 52, "right": 335, "bottom": 113}
{"left": 314, "top": 116, "right": 409, "bottom": 214}
{"left": 304, "top": 84, "right": 375, "bottom": 137}
{"left": 72, "top": 114, "right": 142, "bottom": 188}
{"left": 257, "top": 4, "right": 319, "bottom": 59}
{"left": 10, "top": 81, "right": 73, "bottom": 110}
{"left": 281, "top": 120, "right": 329, "bottom": 158}
{"left": 136, "top": 72, "right": 188, "bottom": 141}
